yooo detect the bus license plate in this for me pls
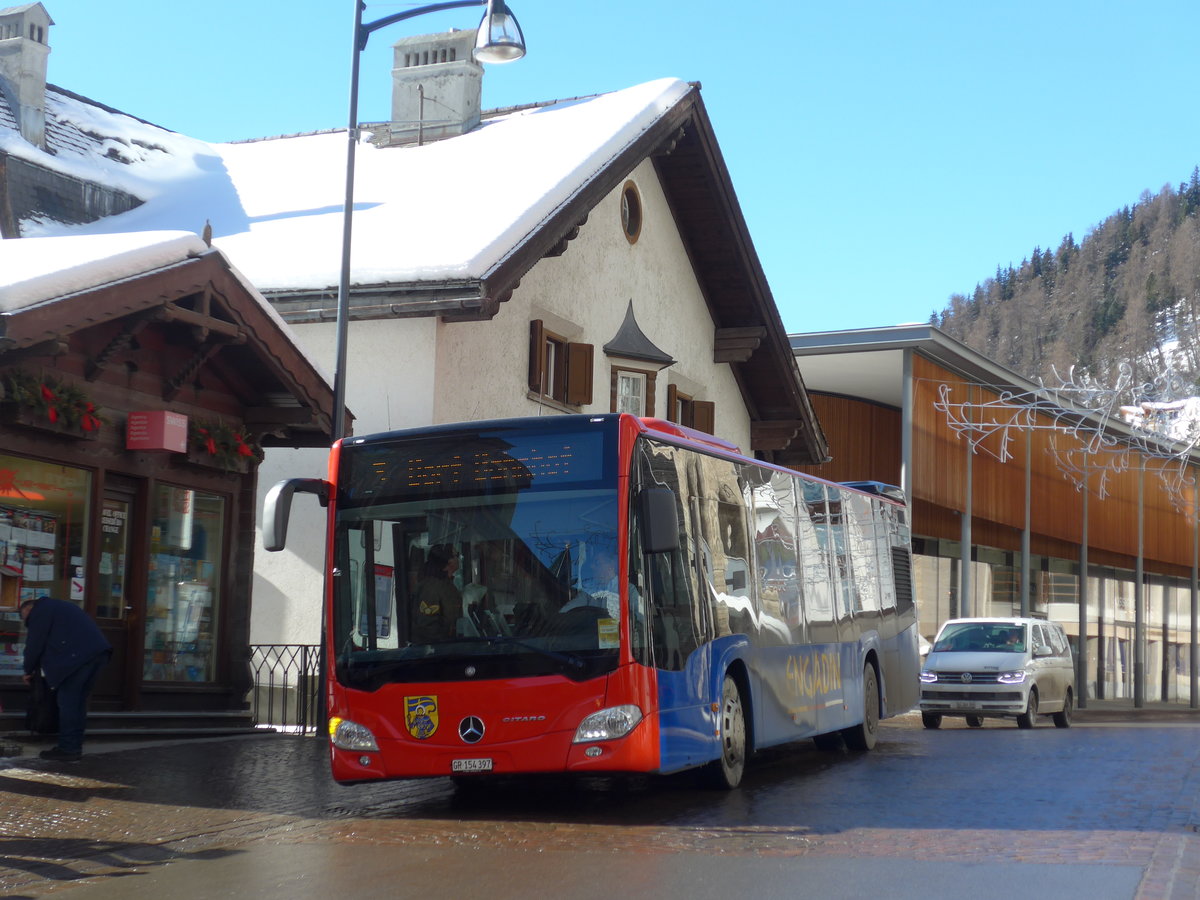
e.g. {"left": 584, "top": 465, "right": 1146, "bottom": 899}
{"left": 452, "top": 758, "right": 493, "bottom": 773}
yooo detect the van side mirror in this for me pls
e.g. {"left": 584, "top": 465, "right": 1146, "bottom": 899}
{"left": 1033, "top": 643, "right": 1053, "bottom": 658}
{"left": 638, "top": 487, "right": 679, "bottom": 554}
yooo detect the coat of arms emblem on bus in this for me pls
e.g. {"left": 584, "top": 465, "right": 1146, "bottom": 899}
{"left": 405, "top": 695, "right": 439, "bottom": 740}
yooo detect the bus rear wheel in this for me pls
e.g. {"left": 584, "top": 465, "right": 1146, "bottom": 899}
{"left": 841, "top": 663, "right": 879, "bottom": 751}
{"left": 703, "top": 674, "right": 747, "bottom": 789}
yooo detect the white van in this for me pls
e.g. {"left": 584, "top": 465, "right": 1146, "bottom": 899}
{"left": 919, "top": 617, "right": 1074, "bottom": 729}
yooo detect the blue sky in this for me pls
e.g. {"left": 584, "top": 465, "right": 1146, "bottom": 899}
{"left": 39, "top": 0, "right": 1200, "bottom": 335}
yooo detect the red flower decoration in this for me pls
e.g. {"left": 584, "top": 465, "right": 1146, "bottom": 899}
{"left": 40, "top": 384, "right": 58, "bottom": 422}
{"left": 80, "top": 402, "right": 101, "bottom": 432}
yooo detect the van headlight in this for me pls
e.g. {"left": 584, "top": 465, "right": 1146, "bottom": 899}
{"left": 330, "top": 716, "right": 379, "bottom": 752}
{"left": 573, "top": 705, "right": 642, "bottom": 742}
{"left": 997, "top": 671, "right": 1027, "bottom": 684}
{"left": 919, "top": 670, "right": 938, "bottom": 683}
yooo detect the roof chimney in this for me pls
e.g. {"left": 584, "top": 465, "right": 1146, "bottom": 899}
{"left": 373, "top": 30, "right": 482, "bottom": 148}
{"left": 0, "top": 3, "right": 51, "bottom": 148}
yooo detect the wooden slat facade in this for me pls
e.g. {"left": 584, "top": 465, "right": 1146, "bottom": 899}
{"left": 797, "top": 352, "right": 1200, "bottom": 580}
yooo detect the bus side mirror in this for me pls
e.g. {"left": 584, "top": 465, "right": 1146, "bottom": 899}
{"left": 639, "top": 487, "right": 679, "bottom": 554}
{"left": 263, "top": 478, "right": 330, "bottom": 552}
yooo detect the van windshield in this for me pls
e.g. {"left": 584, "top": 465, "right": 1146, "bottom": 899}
{"left": 932, "top": 623, "right": 1026, "bottom": 653}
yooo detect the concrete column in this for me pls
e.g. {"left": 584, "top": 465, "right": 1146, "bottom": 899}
{"left": 1192, "top": 477, "right": 1198, "bottom": 709}
{"left": 1135, "top": 466, "right": 1145, "bottom": 708}
{"left": 1021, "top": 426, "right": 1031, "bottom": 617}
{"left": 1077, "top": 473, "right": 1089, "bottom": 708}
{"left": 960, "top": 403, "right": 973, "bottom": 618}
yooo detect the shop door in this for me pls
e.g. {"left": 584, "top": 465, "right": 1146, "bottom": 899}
{"left": 92, "top": 481, "right": 142, "bottom": 708}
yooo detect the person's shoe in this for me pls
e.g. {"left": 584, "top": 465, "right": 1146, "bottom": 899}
{"left": 39, "top": 747, "right": 82, "bottom": 762}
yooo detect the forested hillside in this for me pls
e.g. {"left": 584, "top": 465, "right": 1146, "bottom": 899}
{"left": 933, "top": 168, "right": 1200, "bottom": 393}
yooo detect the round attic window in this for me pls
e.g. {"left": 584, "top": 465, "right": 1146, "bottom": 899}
{"left": 621, "top": 181, "right": 643, "bottom": 244}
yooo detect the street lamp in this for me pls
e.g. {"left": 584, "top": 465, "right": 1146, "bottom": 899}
{"left": 331, "top": 0, "right": 526, "bottom": 441}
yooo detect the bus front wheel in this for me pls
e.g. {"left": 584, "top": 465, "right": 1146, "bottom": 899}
{"left": 841, "top": 664, "right": 879, "bottom": 751}
{"left": 703, "top": 674, "right": 747, "bottom": 789}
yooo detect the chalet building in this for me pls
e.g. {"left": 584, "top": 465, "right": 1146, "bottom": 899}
{"left": 0, "top": 5, "right": 826, "bottom": 681}
{"left": 791, "top": 325, "right": 1200, "bottom": 708}
{"left": 0, "top": 231, "right": 336, "bottom": 729}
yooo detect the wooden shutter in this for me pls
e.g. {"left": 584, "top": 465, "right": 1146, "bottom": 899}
{"left": 566, "top": 342, "right": 594, "bottom": 406}
{"left": 693, "top": 401, "right": 715, "bottom": 434}
{"left": 528, "top": 320, "right": 545, "bottom": 392}
{"left": 666, "top": 383, "right": 679, "bottom": 423}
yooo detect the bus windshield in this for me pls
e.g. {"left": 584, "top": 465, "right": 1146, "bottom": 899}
{"left": 331, "top": 420, "right": 622, "bottom": 688}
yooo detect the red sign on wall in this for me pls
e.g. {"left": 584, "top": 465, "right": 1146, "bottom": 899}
{"left": 126, "top": 411, "right": 188, "bottom": 453}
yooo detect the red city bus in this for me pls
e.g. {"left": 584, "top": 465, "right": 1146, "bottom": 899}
{"left": 264, "top": 413, "right": 919, "bottom": 788}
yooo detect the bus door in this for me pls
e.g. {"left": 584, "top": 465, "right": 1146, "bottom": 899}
{"left": 635, "top": 440, "right": 714, "bottom": 773}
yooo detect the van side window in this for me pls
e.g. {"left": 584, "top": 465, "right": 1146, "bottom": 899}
{"left": 1032, "top": 624, "right": 1049, "bottom": 651}
{"left": 1048, "top": 625, "right": 1069, "bottom": 657}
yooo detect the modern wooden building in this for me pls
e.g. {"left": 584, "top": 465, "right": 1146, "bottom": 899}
{"left": 791, "top": 325, "right": 1199, "bottom": 708}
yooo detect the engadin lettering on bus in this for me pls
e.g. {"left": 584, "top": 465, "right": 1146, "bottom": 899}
{"left": 785, "top": 648, "right": 843, "bottom": 711}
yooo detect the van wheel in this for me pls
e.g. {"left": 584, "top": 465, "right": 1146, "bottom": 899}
{"left": 1017, "top": 689, "right": 1039, "bottom": 729}
{"left": 921, "top": 712, "right": 942, "bottom": 729}
{"left": 1053, "top": 689, "right": 1073, "bottom": 728}
{"left": 842, "top": 664, "right": 879, "bottom": 751}
{"left": 702, "top": 674, "right": 747, "bottom": 789}
{"left": 965, "top": 715, "right": 984, "bottom": 728}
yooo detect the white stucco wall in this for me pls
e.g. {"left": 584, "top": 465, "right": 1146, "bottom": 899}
{"left": 436, "top": 159, "right": 751, "bottom": 449}
{"left": 251, "top": 163, "right": 752, "bottom": 644}
{"left": 250, "top": 318, "right": 437, "bottom": 644}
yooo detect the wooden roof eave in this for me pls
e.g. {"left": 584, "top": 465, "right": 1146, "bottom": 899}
{"left": 187, "top": 252, "right": 341, "bottom": 441}
{"left": 0, "top": 251, "right": 339, "bottom": 443}
{"left": 649, "top": 92, "right": 829, "bottom": 466}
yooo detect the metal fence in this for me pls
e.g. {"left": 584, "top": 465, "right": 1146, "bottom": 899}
{"left": 248, "top": 644, "right": 321, "bottom": 733}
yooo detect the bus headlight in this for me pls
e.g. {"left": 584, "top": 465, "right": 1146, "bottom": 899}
{"left": 997, "top": 671, "right": 1027, "bottom": 684}
{"left": 573, "top": 705, "right": 643, "bottom": 743}
{"left": 330, "top": 716, "right": 379, "bottom": 752}
{"left": 919, "top": 670, "right": 938, "bottom": 683}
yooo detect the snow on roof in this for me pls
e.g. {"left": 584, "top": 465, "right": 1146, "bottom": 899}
{"left": 20, "top": 78, "right": 693, "bottom": 295}
{"left": 0, "top": 229, "right": 335, "bottom": 388}
{"left": 0, "top": 230, "right": 206, "bottom": 311}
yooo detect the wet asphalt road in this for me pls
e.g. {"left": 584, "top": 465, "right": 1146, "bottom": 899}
{"left": 1, "top": 710, "right": 1198, "bottom": 899}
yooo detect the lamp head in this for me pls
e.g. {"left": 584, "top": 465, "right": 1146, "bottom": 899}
{"left": 474, "top": 0, "right": 525, "bottom": 63}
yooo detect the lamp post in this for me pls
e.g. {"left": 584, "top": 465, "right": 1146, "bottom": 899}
{"left": 330, "top": 0, "right": 526, "bottom": 442}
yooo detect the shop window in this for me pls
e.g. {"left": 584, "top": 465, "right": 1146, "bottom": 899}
{"left": 666, "top": 383, "right": 715, "bottom": 434}
{"left": 0, "top": 455, "right": 92, "bottom": 678}
{"left": 143, "top": 486, "right": 225, "bottom": 683}
{"left": 528, "top": 320, "right": 593, "bottom": 406}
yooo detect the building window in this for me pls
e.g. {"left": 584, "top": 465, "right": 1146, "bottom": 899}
{"left": 0, "top": 455, "right": 92, "bottom": 678}
{"left": 143, "top": 486, "right": 225, "bottom": 683}
{"left": 528, "top": 320, "right": 593, "bottom": 407}
{"left": 611, "top": 366, "right": 657, "bottom": 417}
{"left": 666, "top": 384, "right": 715, "bottom": 433}
{"left": 616, "top": 370, "right": 646, "bottom": 416}
{"left": 621, "top": 181, "right": 643, "bottom": 244}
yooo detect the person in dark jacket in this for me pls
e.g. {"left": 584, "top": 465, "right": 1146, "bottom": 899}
{"left": 20, "top": 595, "right": 112, "bottom": 761}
